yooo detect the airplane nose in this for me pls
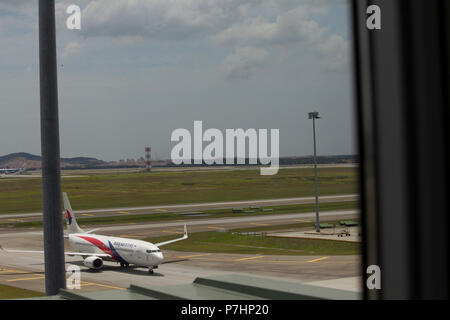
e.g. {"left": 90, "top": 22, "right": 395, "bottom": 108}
{"left": 152, "top": 252, "right": 163, "bottom": 264}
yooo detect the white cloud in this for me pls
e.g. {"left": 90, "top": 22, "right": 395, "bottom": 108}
{"left": 62, "top": 42, "right": 83, "bottom": 60}
{"left": 317, "top": 34, "right": 349, "bottom": 72}
{"left": 79, "top": 0, "right": 247, "bottom": 40}
{"left": 211, "top": 6, "right": 325, "bottom": 47}
{"left": 213, "top": 4, "right": 348, "bottom": 76}
{"left": 75, "top": 0, "right": 331, "bottom": 43}
{"left": 0, "top": 0, "right": 349, "bottom": 75}
{"left": 215, "top": 5, "right": 349, "bottom": 78}
{"left": 220, "top": 47, "right": 268, "bottom": 79}
{"left": 52, "top": 0, "right": 349, "bottom": 74}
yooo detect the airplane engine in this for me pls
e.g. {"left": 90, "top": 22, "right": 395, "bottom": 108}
{"left": 83, "top": 256, "right": 103, "bottom": 270}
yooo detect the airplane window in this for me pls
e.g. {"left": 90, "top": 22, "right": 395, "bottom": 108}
{"left": 2, "top": 0, "right": 448, "bottom": 302}
{"left": 0, "top": 0, "right": 363, "bottom": 301}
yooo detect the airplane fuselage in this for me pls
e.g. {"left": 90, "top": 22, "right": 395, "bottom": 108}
{"left": 0, "top": 168, "right": 20, "bottom": 174}
{"left": 68, "top": 233, "right": 164, "bottom": 268}
{"left": 0, "top": 165, "right": 25, "bottom": 175}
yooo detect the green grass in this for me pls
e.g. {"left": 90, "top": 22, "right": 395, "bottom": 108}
{"left": 145, "top": 228, "right": 360, "bottom": 256}
{"left": 0, "top": 201, "right": 358, "bottom": 229}
{"left": 0, "top": 284, "right": 45, "bottom": 299}
{"left": 144, "top": 219, "right": 360, "bottom": 256}
{"left": 0, "top": 167, "right": 358, "bottom": 214}
{"left": 231, "top": 218, "right": 359, "bottom": 233}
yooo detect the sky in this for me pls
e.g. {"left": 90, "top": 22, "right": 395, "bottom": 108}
{"left": 0, "top": 0, "right": 356, "bottom": 161}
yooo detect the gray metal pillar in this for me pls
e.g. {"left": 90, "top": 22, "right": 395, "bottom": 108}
{"left": 39, "top": 0, "right": 66, "bottom": 295}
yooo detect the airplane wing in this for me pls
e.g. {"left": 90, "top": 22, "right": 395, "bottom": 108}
{"left": 155, "top": 224, "right": 188, "bottom": 247}
{"left": 0, "top": 247, "right": 111, "bottom": 258}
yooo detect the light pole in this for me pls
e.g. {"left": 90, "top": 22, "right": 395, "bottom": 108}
{"left": 308, "top": 111, "right": 321, "bottom": 232}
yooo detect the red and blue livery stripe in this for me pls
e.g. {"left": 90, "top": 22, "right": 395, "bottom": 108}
{"left": 76, "top": 235, "right": 128, "bottom": 264}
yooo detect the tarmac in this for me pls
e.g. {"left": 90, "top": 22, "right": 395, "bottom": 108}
{"left": 0, "top": 252, "right": 362, "bottom": 295}
{"left": 270, "top": 226, "right": 361, "bottom": 242}
{"left": 0, "top": 208, "right": 362, "bottom": 297}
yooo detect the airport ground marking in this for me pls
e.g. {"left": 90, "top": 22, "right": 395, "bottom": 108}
{"left": 307, "top": 257, "right": 329, "bottom": 263}
{"left": 0, "top": 269, "right": 26, "bottom": 274}
{"left": 0, "top": 266, "right": 32, "bottom": 274}
{"left": 164, "top": 256, "right": 354, "bottom": 265}
{"left": 179, "top": 253, "right": 212, "bottom": 259}
{"left": 235, "top": 255, "right": 265, "bottom": 262}
{"left": 161, "top": 230, "right": 183, "bottom": 235}
{"left": 3, "top": 272, "right": 123, "bottom": 290}
{"left": 81, "top": 214, "right": 94, "bottom": 217}
{"left": 80, "top": 281, "right": 125, "bottom": 291}
{"left": 207, "top": 226, "right": 223, "bottom": 230}
{"left": 7, "top": 275, "right": 45, "bottom": 282}
{"left": 184, "top": 257, "right": 353, "bottom": 266}
{"left": 155, "top": 209, "right": 167, "bottom": 212}
{"left": 250, "top": 223, "right": 269, "bottom": 226}
{"left": 119, "top": 211, "right": 130, "bottom": 214}
{"left": 293, "top": 219, "right": 312, "bottom": 223}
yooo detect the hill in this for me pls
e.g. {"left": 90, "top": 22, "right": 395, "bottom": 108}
{"left": 0, "top": 152, "right": 41, "bottom": 163}
{"left": 0, "top": 152, "right": 105, "bottom": 170}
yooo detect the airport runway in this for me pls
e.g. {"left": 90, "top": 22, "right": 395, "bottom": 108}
{"left": 0, "top": 194, "right": 358, "bottom": 223}
{"left": 2, "top": 163, "right": 357, "bottom": 178}
{"left": 0, "top": 209, "right": 358, "bottom": 241}
{"left": 0, "top": 208, "right": 361, "bottom": 296}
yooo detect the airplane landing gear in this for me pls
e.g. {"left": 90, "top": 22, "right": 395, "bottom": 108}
{"left": 120, "top": 263, "right": 130, "bottom": 268}
{"left": 148, "top": 268, "right": 154, "bottom": 275}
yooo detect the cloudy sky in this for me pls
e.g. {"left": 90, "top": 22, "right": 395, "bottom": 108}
{"left": 0, "top": 0, "right": 356, "bottom": 161}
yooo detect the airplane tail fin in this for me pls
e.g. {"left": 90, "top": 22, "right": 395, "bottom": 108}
{"left": 19, "top": 163, "right": 26, "bottom": 173}
{"left": 63, "top": 192, "right": 84, "bottom": 234}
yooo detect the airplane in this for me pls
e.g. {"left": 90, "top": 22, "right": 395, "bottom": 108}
{"left": 0, "top": 162, "right": 26, "bottom": 175}
{"left": 1, "top": 193, "right": 188, "bottom": 274}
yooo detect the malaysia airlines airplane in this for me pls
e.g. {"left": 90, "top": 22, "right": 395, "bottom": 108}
{"left": 2, "top": 193, "right": 188, "bottom": 274}
{"left": 0, "top": 163, "right": 26, "bottom": 175}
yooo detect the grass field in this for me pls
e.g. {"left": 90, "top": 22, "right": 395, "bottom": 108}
{"left": 145, "top": 219, "right": 360, "bottom": 256}
{"left": 0, "top": 284, "right": 45, "bottom": 299}
{"left": 0, "top": 167, "right": 358, "bottom": 214}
